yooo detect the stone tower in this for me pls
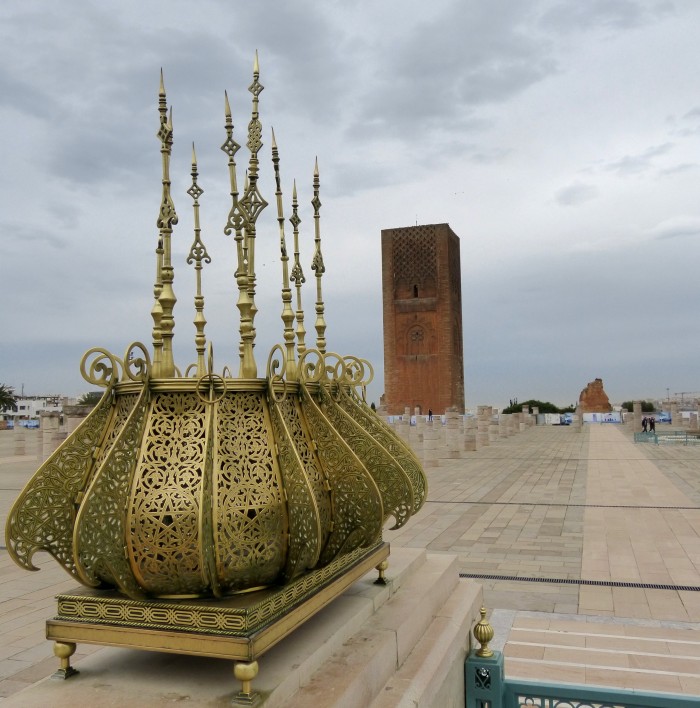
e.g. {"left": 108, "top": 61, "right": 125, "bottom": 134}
{"left": 381, "top": 223, "right": 465, "bottom": 415}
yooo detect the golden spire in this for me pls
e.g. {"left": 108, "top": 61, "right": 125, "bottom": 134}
{"left": 186, "top": 143, "right": 211, "bottom": 377}
{"left": 236, "top": 50, "right": 268, "bottom": 378}
{"left": 289, "top": 180, "right": 306, "bottom": 357}
{"left": 152, "top": 71, "right": 178, "bottom": 378}
{"left": 311, "top": 157, "right": 326, "bottom": 354}
{"left": 221, "top": 90, "right": 249, "bottom": 375}
{"left": 271, "top": 128, "right": 297, "bottom": 380}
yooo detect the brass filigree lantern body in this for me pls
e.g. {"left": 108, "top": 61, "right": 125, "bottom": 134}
{"left": 6, "top": 59, "right": 427, "bottom": 602}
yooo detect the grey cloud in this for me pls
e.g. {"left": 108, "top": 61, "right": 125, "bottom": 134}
{"left": 555, "top": 181, "right": 598, "bottom": 206}
{"left": 0, "top": 221, "right": 68, "bottom": 250}
{"left": 670, "top": 106, "right": 700, "bottom": 136}
{"left": 540, "top": 0, "right": 674, "bottom": 32}
{"left": 353, "top": 3, "right": 558, "bottom": 140}
{"left": 659, "top": 163, "right": 699, "bottom": 176}
{"left": 603, "top": 142, "right": 674, "bottom": 175}
{"left": 649, "top": 218, "right": 700, "bottom": 240}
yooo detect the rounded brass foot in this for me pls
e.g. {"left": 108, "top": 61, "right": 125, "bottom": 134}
{"left": 52, "top": 641, "right": 79, "bottom": 679}
{"left": 232, "top": 660, "right": 260, "bottom": 705}
{"left": 374, "top": 559, "right": 389, "bottom": 585}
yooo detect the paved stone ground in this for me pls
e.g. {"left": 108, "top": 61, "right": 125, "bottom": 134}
{"left": 1, "top": 423, "right": 699, "bottom": 700}
{"left": 385, "top": 424, "right": 700, "bottom": 622}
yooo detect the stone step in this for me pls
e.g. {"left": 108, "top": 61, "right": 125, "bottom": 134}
{"left": 281, "top": 551, "right": 482, "bottom": 707}
{"left": 504, "top": 615, "right": 700, "bottom": 695}
{"left": 371, "top": 578, "right": 482, "bottom": 707}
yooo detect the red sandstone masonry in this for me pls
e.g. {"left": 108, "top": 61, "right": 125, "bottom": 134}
{"left": 381, "top": 223, "right": 464, "bottom": 415}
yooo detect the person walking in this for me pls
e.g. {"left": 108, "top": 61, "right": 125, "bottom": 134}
{"left": 649, "top": 417, "right": 656, "bottom": 433}
{"left": 642, "top": 417, "right": 648, "bottom": 433}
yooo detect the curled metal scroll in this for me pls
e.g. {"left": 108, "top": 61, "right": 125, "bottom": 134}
{"left": 123, "top": 342, "right": 152, "bottom": 382}
{"left": 80, "top": 348, "right": 122, "bottom": 387}
{"left": 298, "top": 348, "right": 325, "bottom": 383}
{"left": 343, "top": 356, "right": 374, "bottom": 402}
{"left": 196, "top": 343, "right": 227, "bottom": 404}
{"left": 266, "top": 344, "right": 288, "bottom": 402}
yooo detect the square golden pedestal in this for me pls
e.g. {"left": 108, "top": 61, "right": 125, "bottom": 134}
{"left": 46, "top": 542, "right": 389, "bottom": 704}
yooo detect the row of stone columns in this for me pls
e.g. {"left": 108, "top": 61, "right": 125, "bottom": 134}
{"left": 10, "top": 407, "right": 92, "bottom": 462}
{"left": 383, "top": 405, "right": 538, "bottom": 468}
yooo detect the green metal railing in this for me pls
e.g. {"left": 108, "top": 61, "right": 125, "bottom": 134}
{"left": 634, "top": 431, "right": 700, "bottom": 445}
{"left": 465, "top": 651, "right": 697, "bottom": 708}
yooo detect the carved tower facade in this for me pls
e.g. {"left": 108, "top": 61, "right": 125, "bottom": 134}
{"left": 381, "top": 223, "right": 465, "bottom": 415}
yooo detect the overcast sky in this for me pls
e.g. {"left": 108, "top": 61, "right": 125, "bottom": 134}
{"left": 2, "top": 0, "right": 700, "bottom": 409}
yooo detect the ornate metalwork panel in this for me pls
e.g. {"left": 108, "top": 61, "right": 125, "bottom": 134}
{"left": 278, "top": 396, "right": 332, "bottom": 551}
{"left": 199, "top": 411, "right": 221, "bottom": 597}
{"left": 91, "top": 392, "right": 138, "bottom": 477}
{"left": 336, "top": 387, "right": 427, "bottom": 513}
{"left": 316, "top": 384, "right": 413, "bottom": 530}
{"left": 127, "top": 392, "right": 209, "bottom": 596}
{"left": 74, "top": 387, "right": 151, "bottom": 598}
{"left": 299, "top": 383, "right": 383, "bottom": 564}
{"left": 214, "top": 392, "right": 286, "bottom": 593}
{"left": 6, "top": 391, "right": 115, "bottom": 578}
{"left": 268, "top": 394, "right": 321, "bottom": 581}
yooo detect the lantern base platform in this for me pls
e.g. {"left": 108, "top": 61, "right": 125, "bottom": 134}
{"left": 46, "top": 542, "right": 389, "bottom": 666}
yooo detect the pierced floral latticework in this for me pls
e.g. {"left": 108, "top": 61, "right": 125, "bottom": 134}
{"left": 128, "top": 393, "right": 209, "bottom": 596}
{"left": 268, "top": 394, "right": 321, "bottom": 581}
{"left": 335, "top": 385, "right": 427, "bottom": 514}
{"left": 298, "top": 383, "right": 383, "bottom": 564}
{"left": 74, "top": 386, "right": 151, "bottom": 598}
{"left": 277, "top": 395, "right": 332, "bottom": 549}
{"left": 316, "top": 384, "right": 413, "bottom": 530}
{"left": 214, "top": 392, "right": 286, "bottom": 593}
{"left": 5, "top": 390, "right": 116, "bottom": 577}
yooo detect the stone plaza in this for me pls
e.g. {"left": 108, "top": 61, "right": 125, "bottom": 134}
{"left": 1, "top": 420, "right": 699, "bottom": 704}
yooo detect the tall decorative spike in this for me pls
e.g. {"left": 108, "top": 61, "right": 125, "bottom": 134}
{"left": 186, "top": 143, "right": 211, "bottom": 377}
{"left": 289, "top": 180, "right": 307, "bottom": 356}
{"left": 311, "top": 158, "right": 326, "bottom": 354}
{"left": 271, "top": 128, "right": 297, "bottom": 380}
{"left": 221, "top": 91, "right": 249, "bottom": 373}
{"left": 236, "top": 50, "right": 268, "bottom": 378}
{"left": 153, "top": 73, "right": 178, "bottom": 378}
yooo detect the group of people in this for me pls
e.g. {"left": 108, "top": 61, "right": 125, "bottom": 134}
{"left": 641, "top": 416, "right": 656, "bottom": 433}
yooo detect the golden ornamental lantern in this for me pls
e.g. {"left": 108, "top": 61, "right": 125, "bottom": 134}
{"left": 5, "top": 56, "right": 427, "bottom": 608}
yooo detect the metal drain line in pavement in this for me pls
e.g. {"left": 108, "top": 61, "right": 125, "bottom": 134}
{"left": 459, "top": 572, "right": 700, "bottom": 592}
{"left": 426, "top": 500, "right": 700, "bottom": 510}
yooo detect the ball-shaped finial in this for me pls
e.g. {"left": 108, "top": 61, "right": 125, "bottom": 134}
{"left": 473, "top": 606, "right": 494, "bottom": 657}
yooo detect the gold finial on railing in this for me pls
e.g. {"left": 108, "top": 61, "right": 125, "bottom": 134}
{"left": 289, "top": 180, "right": 307, "bottom": 357}
{"left": 311, "top": 157, "right": 326, "bottom": 354}
{"left": 153, "top": 72, "right": 178, "bottom": 378}
{"left": 271, "top": 128, "right": 297, "bottom": 380}
{"left": 186, "top": 143, "right": 211, "bottom": 378}
{"left": 236, "top": 50, "right": 268, "bottom": 378}
{"left": 473, "top": 606, "right": 494, "bottom": 657}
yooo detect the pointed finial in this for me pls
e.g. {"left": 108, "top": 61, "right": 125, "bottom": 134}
{"left": 254, "top": 49, "right": 260, "bottom": 74}
{"left": 191, "top": 142, "right": 197, "bottom": 165}
{"left": 271, "top": 127, "right": 277, "bottom": 149}
{"left": 224, "top": 90, "right": 231, "bottom": 119}
{"left": 292, "top": 179, "right": 297, "bottom": 199}
{"left": 159, "top": 68, "right": 165, "bottom": 96}
{"left": 314, "top": 156, "right": 319, "bottom": 177}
